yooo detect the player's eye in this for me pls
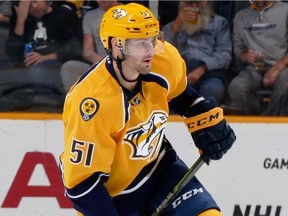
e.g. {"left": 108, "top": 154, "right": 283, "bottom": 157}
{"left": 137, "top": 41, "right": 146, "bottom": 47}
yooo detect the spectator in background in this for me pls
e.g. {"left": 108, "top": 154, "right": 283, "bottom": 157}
{"left": 0, "top": 1, "right": 11, "bottom": 23}
{"left": 0, "top": 1, "right": 12, "bottom": 62}
{"left": 60, "top": 0, "right": 120, "bottom": 93}
{"left": 228, "top": 0, "right": 288, "bottom": 115}
{"left": 53, "top": 0, "right": 99, "bottom": 18}
{"left": 62, "top": 0, "right": 85, "bottom": 17}
{"left": 162, "top": 0, "right": 232, "bottom": 104}
{"left": 4, "top": 0, "right": 82, "bottom": 94}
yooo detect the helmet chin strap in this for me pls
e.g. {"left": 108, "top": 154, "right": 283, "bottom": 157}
{"left": 111, "top": 52, "right": 139, "bottom": 83}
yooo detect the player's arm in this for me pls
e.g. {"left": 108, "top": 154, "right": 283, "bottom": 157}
{"left": 60, "top": 133, "right": 118, "bottom": 215}
{"left": 62, "top": 170, "right": 118, "bottom": 216}
{"left": 61, "top": 95, "right": 120, "bottom": 215}
{"left": 169, "top": 84, "right": 236, "bottom": 160}
{"left": 61, "top": 134, "right": 118, "bottom": 215}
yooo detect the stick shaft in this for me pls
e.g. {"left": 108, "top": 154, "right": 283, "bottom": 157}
{"left": 151, "top": 155, "right": 208, "bottom": 216}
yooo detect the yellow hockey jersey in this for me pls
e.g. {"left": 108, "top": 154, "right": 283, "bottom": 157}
{"left": 60, "top": 41, "right": 187, "bottom": 198}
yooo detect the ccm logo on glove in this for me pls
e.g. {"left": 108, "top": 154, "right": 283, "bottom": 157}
{"left": 184, "top": 107, "right": 223, "bottom": 133}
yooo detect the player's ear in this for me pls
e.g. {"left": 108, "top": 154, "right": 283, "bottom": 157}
{"left": 110, "top": 37, "right": 117, "bottom": 48}
{"left": 110, "top": 37, "right": 121, "bottom": 56}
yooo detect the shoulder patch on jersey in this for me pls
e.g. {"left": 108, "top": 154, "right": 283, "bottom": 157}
{"left": 80, "top": 98, "right": 99, "bottom": 121}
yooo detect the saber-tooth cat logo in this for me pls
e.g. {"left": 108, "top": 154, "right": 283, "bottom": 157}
{"left": 124, "top": 112, "right": 167, "bottom": 161}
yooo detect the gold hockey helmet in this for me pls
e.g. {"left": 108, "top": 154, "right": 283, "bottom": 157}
{"left": 100, "top": 3, "right": 164, "bottom": 55}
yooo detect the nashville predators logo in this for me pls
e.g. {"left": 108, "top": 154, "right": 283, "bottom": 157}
{"left": 80, "top": 97, "right": 99, "bottom": 121}
{"left": 124, "top": 112, "right": 168, "bottom": 161}
{"left": 112, "top": 8, "right": 127, "bottom": 19}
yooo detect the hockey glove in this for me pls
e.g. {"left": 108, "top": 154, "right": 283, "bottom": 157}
{"left": 184, "top": 97, "right": 236, "bottom": 160}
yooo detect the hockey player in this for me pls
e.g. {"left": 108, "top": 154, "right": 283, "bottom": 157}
{"left": 60, "top": 3, "right": 236, "bottom": 216}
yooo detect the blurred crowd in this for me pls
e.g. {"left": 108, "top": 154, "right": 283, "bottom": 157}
{"left": 0, "top": 0, "right": 288, "bottom": 115}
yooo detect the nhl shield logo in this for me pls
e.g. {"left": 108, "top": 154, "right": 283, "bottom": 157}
{"left": 80, "top": 98, "right": 99, "bottom": 121}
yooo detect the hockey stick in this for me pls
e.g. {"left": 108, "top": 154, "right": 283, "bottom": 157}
{"left": 151, "top": 154, "right": 210, "bottom": 216}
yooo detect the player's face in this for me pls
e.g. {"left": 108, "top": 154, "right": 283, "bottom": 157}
{"left": 122, "top": 38, "right": 156, "bottom": 75}
{"left": 124, "top": 38, "right": 156, "bottom": 57}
